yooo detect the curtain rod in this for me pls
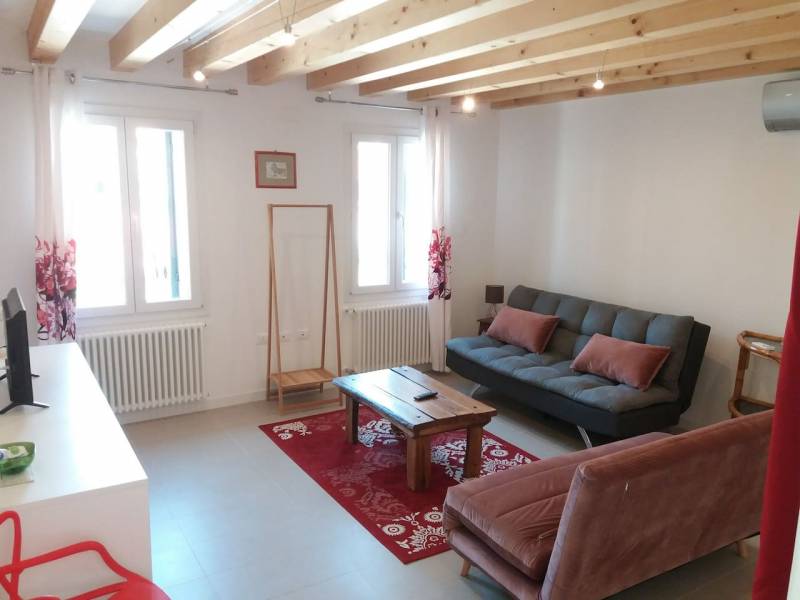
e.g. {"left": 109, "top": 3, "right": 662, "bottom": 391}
{"left": 1, "top": 67, "right": 238, "bottom": 96}
{"left": 314, "top": 95, "right": 422, "bottom": 114}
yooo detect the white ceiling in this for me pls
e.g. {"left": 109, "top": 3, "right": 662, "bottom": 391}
{"left": 0, "top": 0, "right": 147, "bottom": 34}
{"left": 0, "top": 0, "right": 266, "bottom": 48}
{"left": 82, "top": 0, "right": 149, "bottom": 33}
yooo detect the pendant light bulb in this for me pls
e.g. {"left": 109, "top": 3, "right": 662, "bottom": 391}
{"left": 593, "top": 75, "right": 605, "bottom": 91}
{"left": 462, "top": 95, "right": 476, "bottom": 113}
{"left": 192, "top": 70, "right": 206, "bottom": 82}
{"left": 593, "top": 50, "right": 607, "bottom": 91}
{"left": 281, "top": 23, "right": 296, "bottom": 47}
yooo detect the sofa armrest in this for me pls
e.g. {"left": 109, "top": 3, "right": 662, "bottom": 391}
{"left": 541, "top": 411, "right": 772, "bottom": 600}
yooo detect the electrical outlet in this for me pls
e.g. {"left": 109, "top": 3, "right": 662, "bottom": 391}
{"left": 280, "top": 331, "right": 292, "bottom": 342}
{"left": 297, "top": 329, "right": 309, "bottom": 340}
{"left": 256, "top": 333, "right": 268, "bottom": 345}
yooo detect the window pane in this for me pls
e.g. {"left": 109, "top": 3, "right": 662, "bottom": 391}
{"left": 134, "top": 127, "right": 192, "bottom": 304}
{"left": 356, "top": 140, "right": 391, "bottom": 288}
{"left": 400, "top": 139, "right": 431, "bottom": 286}
{"left": 75, "top": 122, "right": 128, "bottom": 310}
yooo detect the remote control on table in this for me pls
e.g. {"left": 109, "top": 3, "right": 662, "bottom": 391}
{"left": 414, "top": 390, "right": 438, "bottom": 401}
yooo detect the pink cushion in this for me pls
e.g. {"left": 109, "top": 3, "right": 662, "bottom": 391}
{"left": 571, "top": 334, "right": 671, "bottom": 391}
{"left": 486, "top": 307, "right": 560, "bottom": 354}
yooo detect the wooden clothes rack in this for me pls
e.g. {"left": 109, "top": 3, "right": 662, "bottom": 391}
{"left": 267, "top": 204, "right": 342, "bottom": 414}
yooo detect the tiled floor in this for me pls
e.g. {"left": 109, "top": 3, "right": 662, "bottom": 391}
{"left": 123, "top": 372, "right": 757, "bottom": 599}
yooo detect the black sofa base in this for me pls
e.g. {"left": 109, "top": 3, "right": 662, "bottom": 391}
{"left": 446, "top": 349, "right": 683, "bottom": 439}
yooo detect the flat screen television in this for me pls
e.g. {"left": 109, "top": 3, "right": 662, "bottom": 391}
{"left": 1, "top": 288, "right": 47, "bottom": 414}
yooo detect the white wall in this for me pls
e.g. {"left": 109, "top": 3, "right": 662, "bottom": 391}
{"left": 0, "top": 23, "right": 496, "bottom": 415}
{"left": 0, "top": 25, "right": 35, "bottom": 343}
{"left": 449, "top": 110, "right": 499, "bottom": 338}
{"left": 494, "top": 74, "right": 800, "bottom": 426}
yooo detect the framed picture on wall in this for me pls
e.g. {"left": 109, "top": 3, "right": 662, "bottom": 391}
{"left": 255, "top": 151, "right": 297, "bottom": 189}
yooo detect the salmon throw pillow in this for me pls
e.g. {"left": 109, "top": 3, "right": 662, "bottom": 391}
{"left": 572, "top": 334, "right": 671, "bottom": 391}
{"left": 486, "top": 306, "right": 560, "bottom": 354}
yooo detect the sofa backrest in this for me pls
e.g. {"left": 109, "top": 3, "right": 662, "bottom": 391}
{"left": 540, "top": 411, "right": 771, "bottom": 600}
{"left": 506, "top": 286, "right": 698, "bottom": 393}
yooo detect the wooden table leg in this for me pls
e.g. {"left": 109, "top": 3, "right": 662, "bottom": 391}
{"left": 464, "top": 426, "right": 484, "bottom": 479}
{"left": 345, "top": 395, "right": 359, "bottom": 444}
{"left": 407, "top": 436, "right": 431, "bottom": 491}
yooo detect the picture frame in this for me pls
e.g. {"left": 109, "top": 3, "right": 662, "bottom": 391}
{"left": 255, "top": 151, "right": 297, "bottom": 189}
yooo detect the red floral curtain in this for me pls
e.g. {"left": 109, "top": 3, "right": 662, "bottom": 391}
{"left": 424, "top": 105, "right": 451, "bottom": 372}
{"left": 32, "top": 65, "right": 79, "bottom": 342}
{"left": 427, "top": 226, "right": 452, "bottom": 301}
{"left": 35, "top": 238, "right": 76, "bottom": 341}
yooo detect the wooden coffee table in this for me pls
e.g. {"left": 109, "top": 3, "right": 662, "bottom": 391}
{"left": 333, "top": 366, "right": 497, "bottom": 491}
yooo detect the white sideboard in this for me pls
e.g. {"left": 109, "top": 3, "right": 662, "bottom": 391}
{"left": 0, "top": 343, "right": 150, "bottom": 597}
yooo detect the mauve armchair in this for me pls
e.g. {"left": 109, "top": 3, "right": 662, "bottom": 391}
{"left": 444, "top": 411, "right": 771, "bottom": 599}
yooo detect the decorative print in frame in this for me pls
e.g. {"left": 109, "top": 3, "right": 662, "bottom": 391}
{"left": 255, "top": 151, "right": 297, "bottom": 189}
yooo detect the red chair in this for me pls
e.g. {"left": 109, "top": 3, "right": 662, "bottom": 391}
{"left": 0, "top": 510, "right": 168, "bottom": 600}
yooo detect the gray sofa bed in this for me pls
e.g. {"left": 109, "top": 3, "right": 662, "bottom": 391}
{"left": 446, "top": 286, "right": 710, "bottom": 442}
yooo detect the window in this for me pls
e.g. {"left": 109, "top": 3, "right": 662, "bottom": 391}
{"left": 76, "top": 115, "right": 199, "bottom": 317}
{"left": 352, "top": 133, "right": 430, "bottom": 294}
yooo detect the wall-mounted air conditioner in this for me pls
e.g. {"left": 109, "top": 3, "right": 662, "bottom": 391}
{"left": 763, "top": 79, "right": 800, "bottom": 132}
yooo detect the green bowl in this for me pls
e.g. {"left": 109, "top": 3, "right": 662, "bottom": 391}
{"left": 0, "top": 442, "right": 35, "bottom": 475}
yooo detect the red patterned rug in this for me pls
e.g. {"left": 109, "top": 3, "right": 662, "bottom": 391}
{"left": 260, "top": 407, "right": 537, "bottom": 563}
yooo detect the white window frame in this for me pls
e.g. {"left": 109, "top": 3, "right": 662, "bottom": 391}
{"left": 78, "top": 114, "right": 137, "bottom": 319}
{"left": 351, "top": 131, "right": 427, "bottom": 297}
{"left": 77, "top": 110, "right": 202, "bottom": 319}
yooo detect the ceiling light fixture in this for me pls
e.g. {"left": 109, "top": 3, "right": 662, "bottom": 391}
{"left": 462, "top": 95, "right": 476, "bottom": 113}
{"left": 192, "top": 70, "right": 206, "bottom": 82}
{"left": 280, "top": 23, "right": 296, "bottom": 47}
{"left": 593, "top": 50, "right": 608, "bottom": 91}
{"left": 593, "top": 75, "right": 605, "bottom": 90}
{"left": 277, "top": 0, "right": 298, "bottom": 47}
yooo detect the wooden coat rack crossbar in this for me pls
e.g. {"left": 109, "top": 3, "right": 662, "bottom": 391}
{"left": 267, "top": 203, "right": 343, "bottom": 414}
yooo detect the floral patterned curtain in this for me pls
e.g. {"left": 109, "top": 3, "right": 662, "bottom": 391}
{"left": 424, "top": 105, "right": 451, "bottom": 372}
{"left": 428, "top": 227, "right": 451, "bottom": 301}
{"left": 32, "top": 66, "right": 79, "bottom": 342}
{"left": 34, "top": 238, "right": 76, "bottom": 341}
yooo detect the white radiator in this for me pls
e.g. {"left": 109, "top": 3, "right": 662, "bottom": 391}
{"left": 348, "top": 302, "right": 430, "bottom": 372}
{"left": 78, "top": 323, "right": 206, "bottom": 413}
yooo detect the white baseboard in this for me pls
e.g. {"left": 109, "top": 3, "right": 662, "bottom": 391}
{"left": 116, "top": 390, "right": 267, "bottom": 425}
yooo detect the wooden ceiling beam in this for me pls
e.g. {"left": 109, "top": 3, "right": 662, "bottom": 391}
{"left": 110, "top": 0, "right": 250, "bottom": 71}
{"left": 490, "top": 56, "right": 800, "bottom": 108}
{"left": 471, "top": 37, "right": 800, "bottom": 103}
{"left": 305, "top": 0, "right": 687, "bottom": 90}
{"left": 410, "top": 9, "right": 800, "bottom": 100}
{"left": 360, "top": 0, "right": 800, "bottom": 96}
{"left": 28, "top": 0, "right": 96, "bottom": 63}
{"left": 247, "top": 0, "right": 529, "bottom": 85}
{"left": 183, "top": 0, "right": 383, "bottom": 77}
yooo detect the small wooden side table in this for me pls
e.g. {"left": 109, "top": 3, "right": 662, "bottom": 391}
{"left": 477, "top": 316, "right": 494, "bottom": 335}
{"left": 728, "top": 330, "right": 782, "bottom": 418}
